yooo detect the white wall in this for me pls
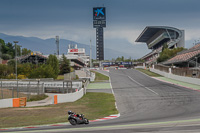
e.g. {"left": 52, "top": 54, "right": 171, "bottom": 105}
{"left": 56, "top": 88, "right": 84, "bottom": 103}
{"left": 150, "top": 68, "right": 200, "bottom": 86}
{"left": 0, "top": 98, "right": 13, "bottom": 108}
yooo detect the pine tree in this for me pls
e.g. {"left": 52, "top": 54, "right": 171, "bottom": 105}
{"left": 46, "top": 54, "right": 59, "bottom": 78}
{"left": 60, "top": 54, "right": 71, "bottom": 74}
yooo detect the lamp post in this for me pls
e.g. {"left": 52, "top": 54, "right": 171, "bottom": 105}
{"left": 90, "top": 39, "right": 92, "bottom": 68}
{"left": 14, "top": 41, "right": 19, "bottom": 97}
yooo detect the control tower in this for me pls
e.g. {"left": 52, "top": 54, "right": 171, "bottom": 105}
{"left": 93, "top": 7, "right": 106, "bottom": 61}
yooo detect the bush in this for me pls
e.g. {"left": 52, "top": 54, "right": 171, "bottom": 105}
{"left": 18, "top": 74, "right": 26, "bottom": 79}
{"left": 2, "top": 54, "right": 12, "bottom": 60}
{"left": 27, "top": 94, "right": 48, "bottom": 102}
{"left": 0, "top": 64, "right": 14, "bottom": 78}
{"left": 28, "top": 64, "right": 57, "bottom": 79}
{"left": 157, "top": 47, "right": 185, "bottom": 63}
{"left": 7, "top": 74, "right": 15, "bottom": 79}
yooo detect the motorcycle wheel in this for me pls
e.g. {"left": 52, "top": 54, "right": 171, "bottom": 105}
{"left": 69, "top": 119, "right": 77, "bottom": 125}
{"left": 84, "top": 118, "right": 89, "bottom": 124}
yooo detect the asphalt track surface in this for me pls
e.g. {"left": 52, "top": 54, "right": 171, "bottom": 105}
{"left": 3, "top": 69, "right": 200, "bottom": 133}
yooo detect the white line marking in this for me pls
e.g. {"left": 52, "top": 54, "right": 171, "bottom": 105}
{"left": 128, "top": 76, "right": 159, "bottom": 95}
{"left": 109, "top": 73, "right": 120, "bottom": 115}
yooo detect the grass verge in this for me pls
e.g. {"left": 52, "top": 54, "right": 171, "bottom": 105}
{"left": 136, "top": 68, "right": 162, "bottom": 77}
{"left": 90, "top": 70, "right": 109, "bottom": 82}
{"left": 0, "top": 89, "right": 48, "bottom": 102}
{"left": 27, "top": 94, "right": 48, "bottom": 102}
{"left": 0, "top": 92, "right": 118, "bottom": 128}
{"left": 57, "top": 75, "right": 64, "bottom": 80}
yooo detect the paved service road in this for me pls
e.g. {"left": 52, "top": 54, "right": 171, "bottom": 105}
{"left": 4, "top": 69, "right": 200, "bottom": 133}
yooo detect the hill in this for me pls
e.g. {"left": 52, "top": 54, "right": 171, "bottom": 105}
{"left": 0, "top": 33, "right": 131, "bottom": 60}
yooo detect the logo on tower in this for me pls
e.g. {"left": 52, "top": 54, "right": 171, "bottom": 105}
{"left": 93, "top": 7, "right": 106, "bottom": 20}
{"left": 94, "top": 8, "right": 104, "bottom": 16}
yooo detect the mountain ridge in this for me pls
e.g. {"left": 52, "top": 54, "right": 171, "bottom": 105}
{"left": 0, "top": 33, "right": 132, "bottom": 60}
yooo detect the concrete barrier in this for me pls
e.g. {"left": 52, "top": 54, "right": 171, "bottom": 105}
{"left": 0, "top": 88, "right": 84, "bottom": 108}
{"left": 150, "top": 68, "right": 200, "bottom": 86}
{"left": 53, "top": 88, "right": 84, "bottom": 104}
{"left": 0, "top": 98, "right": 13, "bottom": 108}
{"left": 135, "top": 66, "right": 145, "bottom": 69}
{"left": 0, "top": 97, "right": 27, "bottom": 108}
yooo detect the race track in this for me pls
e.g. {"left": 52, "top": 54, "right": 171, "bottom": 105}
{"left": 3, "top": 69, "right": 200, "bottom": 133}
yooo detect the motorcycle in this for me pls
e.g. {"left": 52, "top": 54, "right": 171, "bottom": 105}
{"left": 68, "top": 111, "right": 89, "bottom": 125}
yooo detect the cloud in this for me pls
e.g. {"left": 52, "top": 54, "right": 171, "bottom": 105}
{"left": 105, "top": 28, "right": 142, "bottom": 45}
{"left": 185, "top": 28, "right": 200, "bottom": 41}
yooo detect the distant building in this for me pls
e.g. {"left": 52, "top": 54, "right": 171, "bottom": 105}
{"left": 18, "top": 51, "right": 47, "bottom": 64}
{"left": 135, "top": 26, "right": 185, "bottom": 65}
{"left": 19, "top": 45, "right": 89, "bottom": 70}
{"left": 54, "top": 44, "right": 89, "bottom": 69}
{"left": 163, "top": 43, "right": 200, "bottom": 68}
{"left": 67, "top": 44, "right": 89, "bottom": 67}
{"left": 0, "top": 58, "right": 8, "bottom": 65}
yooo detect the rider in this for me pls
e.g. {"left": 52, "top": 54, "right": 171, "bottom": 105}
{"left": 68, "top": 110, "right": 74, "bottom": 115}
{"left": 68, "top": 111, "right": 83, "bottom": 119}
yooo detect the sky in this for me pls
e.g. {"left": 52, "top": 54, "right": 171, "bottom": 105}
{"left": 0, "top": 0, "right": 200, "bottom": 59}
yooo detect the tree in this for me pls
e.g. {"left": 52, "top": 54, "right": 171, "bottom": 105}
{"left": 28, "top": 64, "right": 57, "bottom": 79}
{"left": 6, "top": 42, "right": 15, "bottom": 58}
{"left": 46, "top": 54, "right": 59, "bottom": 77}
{"left": 22, "top": 48, "right": 31, "bottom": 56}
{"left": 0, "top": 64, "right": 14, "bottom": 78}
{"left": 0, "top": 40, "right": 21, "bottom": 59}
{"left": 2, "top": 54, "right": 12, "bottom": 60}
{"left": 7, "top": 59, "right": 16, "bottom": 70}
{"left": 125, "top": 57, "right": 132, "bottom": 62}
{"left": 157, "top": 47, "right": 185, "bottom": 63}
{"left": 60, "top": 54, "right": 71, "bottom": 74}
{"left": 17, "top": 63, "right": 33, "bottom": 77}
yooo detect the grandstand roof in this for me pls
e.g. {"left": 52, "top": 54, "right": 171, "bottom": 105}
{"left": 18, "top": 52, "right": 47, "bottom": 64}
{"left": 135, "top": 26, "right": 181, "bottom": 42}
{"left": 163, "top": 43, "right": 200, "bottom": 65}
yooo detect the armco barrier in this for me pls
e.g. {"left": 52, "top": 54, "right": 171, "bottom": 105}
{"left": 53, "top": 88, "right": 84, "bottom": 104}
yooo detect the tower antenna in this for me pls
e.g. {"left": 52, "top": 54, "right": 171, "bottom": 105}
{"left": 55, "top": 36, "right": 59, "bottom": 58}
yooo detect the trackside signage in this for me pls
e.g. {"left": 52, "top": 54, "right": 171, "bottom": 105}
{"left": 102, "top": 62, "right": 132, "bottom": 66}
{"left": 68, "top": 48, "right": 85, "bottom": 53}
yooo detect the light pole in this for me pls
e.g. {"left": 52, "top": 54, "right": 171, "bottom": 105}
{"left": 14, "top": 41, "right": 19, "bottom": 97}
{"left": 90, "top": 39, "right": 92, "bottom": 68}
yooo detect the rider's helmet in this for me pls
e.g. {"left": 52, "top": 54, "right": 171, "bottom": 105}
{"left": 68, "top": 110, "right": 73, "bottom": 115}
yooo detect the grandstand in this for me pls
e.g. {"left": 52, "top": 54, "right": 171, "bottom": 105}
{"left": 135, "top": 26, "right": 185, "bottom": 65}
{"left": 19, "top": 51, "right": 47, "bottom": 64}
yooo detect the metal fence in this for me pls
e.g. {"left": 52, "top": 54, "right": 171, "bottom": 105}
{"left": 0, "top": 81, "right": 44, "bottom": 99}
{"left": 0, "top": 80, "right": 83, "bottom": 99}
